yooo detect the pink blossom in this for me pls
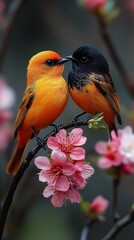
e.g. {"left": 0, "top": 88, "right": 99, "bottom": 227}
{"left": 95, "top": 126, "right": 134, "bottom": 175}
{"left": 0, "top": 79, "right": 15, "bottom": 111}
{"left": 0, "top": 78, "right": 15, "bottom": 125}
{"left": 95, "top": 138, "right": 123, "bottom": 169}
{"left": 0, "top": 125, "right": 12, "bottom": 150}
{"left": 35, "top": 150, "right": 75, "bottom": 191}
{"left": 47, "top": 128, "right": 87, "bottom": 160}
{"left": 85, "top": 0, "right": 106, "bottom": 12}
{"left": 35, "top": 130, "right": 95, "bottom": 207}
{"left": 50, "top": 186, "right": 81, "bottom": 207}
{"left": 0, "top": 110, "right": 13, "bottom": 124}
{"left": 71, "top": 160, "right": 94, "bottom": 189}
{"left": 0, "top": 78, "right": 15, "bottom": 150}
{"left": 119, "top": 126, "right": 134, "bottom": 163}
{"left": 122, "top": 162, "right": 134, "bottom": 174}
{"left": 90, "top": 195, "right": 109, "bottom": 214}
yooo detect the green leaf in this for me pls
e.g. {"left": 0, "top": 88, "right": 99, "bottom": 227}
{"left": 87, "top": 112, "right": 106, "bottom": 129}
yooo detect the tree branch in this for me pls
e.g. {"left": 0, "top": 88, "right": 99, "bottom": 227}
{"left": 0, "top": 117, "right": 91, "bottom": 240}
{"left": 102, "top": 209, "right": 134, "bottom": 240}
{"left": 95, "top": 11, "right": 134, "bottom": 97}
{"left": 113, "top": 177, "right": 120, "bottom": 223}
{"left": 80, "top": 221, "right": 91, "bottom": 240}
{"left": 0, "top": 0, "right": 27, "bottom": 67}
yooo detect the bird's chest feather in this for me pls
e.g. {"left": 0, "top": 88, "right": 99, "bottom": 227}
{"left": 24, "top": 78, "right": 68, "bottom": 129}
{"left": 69, "top": 81, "right": 110, "bottom": 114}
{"left": 68, "top": 70, "right": 89, "bottom": 90}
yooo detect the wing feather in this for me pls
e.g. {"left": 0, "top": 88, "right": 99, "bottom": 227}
{"left": 91, "top": 73, "right": 122, "bottom": 125}
{"left": 14, "top": 86, "right": 35, "bottom": 139}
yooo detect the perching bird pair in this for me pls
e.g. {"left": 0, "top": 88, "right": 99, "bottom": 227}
{"left": 6, "top": 45, "right": 122, "bottom": 175}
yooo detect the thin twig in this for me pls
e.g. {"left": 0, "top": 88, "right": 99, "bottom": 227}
{"left": 102, "top": 209, "right": 134, "bottom": 240}
{"left": 0, "top": 0, "right": 27, "bottom": 67}
{"left": 0, "top": 117, "right": 90, "bottom": 240}
{"left": 80, "top": 221, "right": 91, "bottom": 240}
{"left": 95, "top": 11, "right": 134, "bottom": 97}
{"left": 113, "top": 178, "right": 120, "bottom": 223}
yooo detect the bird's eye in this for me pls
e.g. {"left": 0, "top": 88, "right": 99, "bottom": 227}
{"left": 81, "top": 56, "right": 88, "bottom": 63}
{"left": 45, "top": 59, "right": 55, "bottom": 66}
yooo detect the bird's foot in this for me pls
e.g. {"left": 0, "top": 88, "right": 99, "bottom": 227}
{"left": 72, "top": 111, "right": 86, "bottom": 127}
{"left": 32, "top": 127, "right": 46, "bottom": 150}
{"left": 35, "top": 136, "right": 46, "bottom": 150}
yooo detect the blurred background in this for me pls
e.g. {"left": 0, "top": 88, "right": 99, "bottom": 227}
{"left": 0, "top": 0, "right": 134, "bottom": 239}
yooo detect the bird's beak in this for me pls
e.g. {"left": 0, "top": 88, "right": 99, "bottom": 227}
{"left": 56, "top": 58, "right": 70, "bottom": 65}
{"left": 65, "top": 55, "right": 78, "bottom": 62}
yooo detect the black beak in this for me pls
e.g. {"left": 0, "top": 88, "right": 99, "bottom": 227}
{"left": 65, "top": 55, "right": 78, "bottom": 62}
{"left": 56, "top": 58, "right": 70, "bottom": 65}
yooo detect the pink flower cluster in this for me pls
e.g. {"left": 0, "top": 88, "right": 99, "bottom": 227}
{"left": 0, "top": 78, "right": 15, "bottom": 150}
{"left": 95, "top": 126, "right": 134, "bottom": 174}
{"left": 35, "top": 128, "right": 94, "bottom": 207}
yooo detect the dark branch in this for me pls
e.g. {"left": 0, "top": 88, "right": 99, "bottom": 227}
{"left": 95, "top": 11, "right": 134, "bottom": 97}
{"left": 113, "top": 178, "right": 120, "bottom": 223}
{"left": 102, "top": 209, "right": 134, "bottom": 240}
{"left": 80, "top": 221, "right": 91, "bottom": 240}
{"left": 0, "top": 116, "right": 91, "bottom": 240}
{"left": 0, "top": 0, "right": 27, "bottom": 67}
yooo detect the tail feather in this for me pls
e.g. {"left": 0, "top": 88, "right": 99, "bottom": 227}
{"left": 108, "top": 123, "right": 118, "bottom": 140}
{"left": 6, "top": 143, "right": 27, "bottom": 175}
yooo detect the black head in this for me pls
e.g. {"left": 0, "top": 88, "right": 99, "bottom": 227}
{"left": 68, "top": 45, "right": 109, "bottom": 74}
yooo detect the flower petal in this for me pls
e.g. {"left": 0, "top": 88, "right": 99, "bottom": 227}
{"left": 55, "top": 175, "right": 69, "bottom": 192}
{"left": 98, "top": 157, "right": 112, "bottom": 169}
{"left": 51, "top": 191, "right": 65, "bottom": 207}
{"left": 69, "top": 128, "right": 87, "bottom": 146}
{"left": 34, "top": 156, "right": 50, "bottom": 170}
{"left": 51, "top": 150, "right": 67, "bottom": 165}
{"left": 71, "top": 174, "right": 86, "bottom": 189}
{"left": 43, "top": 186, "right": 54, "bottom": 198}
{"left": 68, "top": 187, "right": 81, "bottom": 204}
{"left": 39, "top": 170, "right": 51, "bottom": 182}
{"left": 95, "top": 141, "right": 107, "bottom": 154}
{"left": 51, "top": 187, "right": 81, "bottom": 207}
{"left": 122, "top": 162, "right": 134, "bottom": 174}
{"left": 81, "top": 164, "right": 95, "bottom": 178}
{"left": 90, "top": 195, "right": 109, "bottom": 213}
{"left": 47, "top": 137, "right": 59, "bottom": 150}
{"left": 0, "top": 80, "right": 16, "bottom": 110}
{"left": 56, "top": 129, "right": 67, "bottom": 144}
{"left": 123, "top": 126, "right": 133, "bottom": 134}
{"left": 70, "top": 147, "right": 85, "bottom": 160}
{"left": 62, "top": 163, "right": 75, "bottom": 176}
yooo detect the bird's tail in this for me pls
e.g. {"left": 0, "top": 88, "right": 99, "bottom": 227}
{"left": 108, "top": 123, "right": 118, "bottom": 140}
{"left": 6, "top": 143, "right": 28, "bottom": 175}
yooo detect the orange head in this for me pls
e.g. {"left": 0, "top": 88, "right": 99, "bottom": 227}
{"left": 27, "top": 51, "right": 69, "bottom": 85}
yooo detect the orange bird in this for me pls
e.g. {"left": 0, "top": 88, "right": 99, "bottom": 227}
{"left": 6, "top": 51, "right": 69, "bottom": 175}
{"left": 66, "top": 45, "right": 122, "bottom": 135}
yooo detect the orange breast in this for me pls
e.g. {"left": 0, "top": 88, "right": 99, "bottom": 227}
{"left": 18, "top": 77, "right": 68, "bottom": 146}
{"left": 69, "top": 82, "right": 116, "bottom": 126}
{"left": 26, "top": 77, "right": 68, "bottom": 128}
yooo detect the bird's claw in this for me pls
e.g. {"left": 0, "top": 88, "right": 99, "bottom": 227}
{"left": 72, "top": 111, "right": 86, "bottom": 127}
{"left": 35, "top": 136, "right": 46, "bottom": 150}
